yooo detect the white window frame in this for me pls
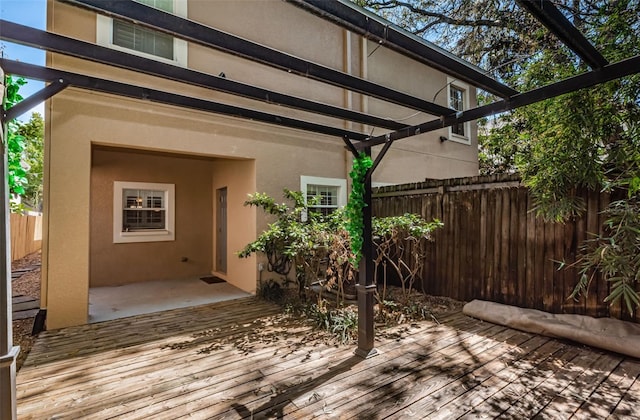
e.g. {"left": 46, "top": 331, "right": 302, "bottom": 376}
{"left": 113, "top": 181, "right": 175, "bottom": 243}
{"left": 300, "top": 176, "right": 347, "bottom": 221}
{"left": 97, "top": 0, "right": 188, "bottom": 67}
{"left": 446, "top": 77, "right": 471, "bottom": 145}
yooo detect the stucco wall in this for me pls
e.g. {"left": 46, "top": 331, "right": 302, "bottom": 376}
{"left": 44, "top": 89, "right": 347, "bottom": 328}
{"left": 90, "top": 148, "right": 214, "bottom": 287}
{"left": 43, "top": 0, "right": 483, "bottom": 328}
{"left": 211, "top": 159, "right": 257, "bottom": 293}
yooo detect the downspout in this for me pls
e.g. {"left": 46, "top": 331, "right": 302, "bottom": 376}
{"left": 36, "top": 4, "right": 55, "bottom": 333}
{"left": 344, "top": 29, "right": 353, "bottom": 182}
{"left": 0, "top": 66, "right": 20, "bottom": 420}
{"left": 361, "top": 36, "right": 368, "bottom": 128}
{"left": 33, "top": 80, "right": 52, "bottom": 335}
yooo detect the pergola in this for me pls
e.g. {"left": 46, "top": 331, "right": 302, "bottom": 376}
{"left": 1, "top": 0, "right": 639, "bottom": 417}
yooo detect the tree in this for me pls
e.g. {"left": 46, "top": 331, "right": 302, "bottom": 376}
{"left": 355, "top": 0, "right": 640, "bottom": 312}
{"left": 18, "top": 112, "right": 44, "bottom": 210}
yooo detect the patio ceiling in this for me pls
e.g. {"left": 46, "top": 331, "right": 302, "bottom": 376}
{"left": 1, "top": 0, "right": 640, "bottom": 369}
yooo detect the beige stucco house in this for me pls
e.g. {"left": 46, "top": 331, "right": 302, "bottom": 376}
{"left": 42, "top": 0, "right": 480, "bottom": 329}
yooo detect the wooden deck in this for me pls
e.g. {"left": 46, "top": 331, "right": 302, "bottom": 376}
{"left": 17, "top": 297, "right": 640, "bottom": 419}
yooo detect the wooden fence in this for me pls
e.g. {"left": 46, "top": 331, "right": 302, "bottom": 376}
{"left": 373, "top": 174, "right": 639, "bottom": 323}
{"left": 10, "top": 213, "right": 42, "bottom": 262}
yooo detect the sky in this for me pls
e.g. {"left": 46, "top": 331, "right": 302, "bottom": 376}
{"left": 0, "top": 0, "right": 47, "bottom": 121}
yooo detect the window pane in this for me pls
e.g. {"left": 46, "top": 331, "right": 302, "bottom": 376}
{"left": 123, "top": 210, "right": 166, "bottom": 230}
{"left": 450, "top": 85, "right": 465, "bottom": 136}
{"left": 451, "top": 122, "right": 465, "bottom": 136}
{"left": 308, "top": 207, "right": 334, "bottom": 216}
{"left": 112, "top": 20, "right": 174, "bottom": 60}
{"left": 450, "top": 86, "right": 464, "bottom": 111}
{"left": 136, "top": 0, "right": 173, "bottom": 12}
{"left": 123, "top": 189, "right": 165, "bottom": 209}
{"left": 123, "top": 187, "right": 166, "bottom": 230}
{"left": 307, "top": 185, "right": 338, "bottom": 206}
{"left": 307, "top": 184, "right": 339, "bottom": 215}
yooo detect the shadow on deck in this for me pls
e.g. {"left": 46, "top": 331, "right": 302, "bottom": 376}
{"left": 16, "top": 296, "right": 640, "bottom": 419}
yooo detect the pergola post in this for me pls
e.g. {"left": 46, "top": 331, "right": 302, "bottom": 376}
{"left": 355, "top": 146, "right": 377, "bottom": 358}
{"left": 0, "top": 66, "right": 19, "bottom": 420}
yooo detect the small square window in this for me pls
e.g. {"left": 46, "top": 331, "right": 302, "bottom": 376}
{"left": 113, "top": 181, "right": 175, "bottom": 243}
{"left": 307, "top": 184, "right": 340, "bottom": 216}
{"left": 301, "top": 176, "right": 347, "bottom": 220}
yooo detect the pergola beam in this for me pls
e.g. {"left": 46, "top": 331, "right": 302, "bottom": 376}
{"left": 286, "top": 0, "right": 519, "bottom": 98}
{"left": 0, "top": 59, "right": 370, "bottom": 141}
{"left": 59, "top": 0, "right": 455, "bottom": 117}
{"left": 356, "top": 54, "right": 640, "bottom": 149}
{"left": 2, "top": 80, "right": 68, "bottom": 123}
{"left": 516, "top": 0, "right": 608, "bottom": 69}
{"left": 0, "top": 20, "right": 407, "bottom": 131}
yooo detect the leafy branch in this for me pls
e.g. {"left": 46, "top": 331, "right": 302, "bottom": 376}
{"left": 569, "top": 198, "right": 640, "bottom": 314}
{"left": 3, "top": 74, "right": 29, "bottom": 211}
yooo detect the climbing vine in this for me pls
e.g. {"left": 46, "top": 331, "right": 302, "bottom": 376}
{"left": 345, "top": 152, "right": 373, "bottom": 266}
{"left": 4, "top": 75, "right": 29, "bottom": 211}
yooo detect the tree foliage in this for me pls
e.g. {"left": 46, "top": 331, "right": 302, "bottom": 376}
{"left": 18, "top": 112, "right": 44, "bottom": 209}
{"left": 355, "top": 0, "right": 640, "bottom": 311}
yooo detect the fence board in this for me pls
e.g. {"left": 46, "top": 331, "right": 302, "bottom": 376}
{"left": 525, "top": 193, "right": 536, "bottom": 310}
{"left": 516, "top": 188, "right": 527, "bottom": 307}
{"left": 10, "top": 213, "right": 43, "bottom": 262}
{"left": 372, "top": 174, "right": 635, "bottom": 322}
{"left": 485, "top": 189, "right": 496, "bottom": 301}
{"left": 586, "top": 190, "right": 601, "bottom": 316}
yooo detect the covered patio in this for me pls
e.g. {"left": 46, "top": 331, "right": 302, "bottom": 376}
{"left": 16, "top": 297, "right": 640, "bottom": 419}
{"left": 88, "top": 277, "right": 250, "bottom": 323}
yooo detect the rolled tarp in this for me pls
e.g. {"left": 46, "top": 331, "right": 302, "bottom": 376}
{"left": 462, "top": 299, "right": 640, "bottom": 359}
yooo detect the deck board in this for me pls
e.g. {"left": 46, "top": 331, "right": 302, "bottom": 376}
{"left": 16, "top": 297, "right": 640, "bottom": 419}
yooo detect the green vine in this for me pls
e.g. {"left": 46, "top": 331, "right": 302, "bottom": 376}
{"left": 4, "top": 75, "right": 29, "bottom": 212}
{"left": 346, "top": 152, "right": 373, "bottom": 266}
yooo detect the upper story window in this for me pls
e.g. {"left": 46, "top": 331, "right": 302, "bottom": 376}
{"left": 447, "top": 78, "right": 471, "bottom": 145}
{"left": 113, "top": 181, "right": 175, "bottom": 243}
{"left": 300, "top": 176, "right": 347, "bottom": 220}
{"left": 97, "top": 0, "right": 187, "bottom": 66}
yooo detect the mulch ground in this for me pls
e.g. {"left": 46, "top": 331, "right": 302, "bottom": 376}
{"left": 11, "top": 250, "right": 41, "bottom": 371}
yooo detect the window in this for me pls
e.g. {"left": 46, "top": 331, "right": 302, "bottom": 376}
{"left": 97, "top": 0, "right": 187, "bottom": 66}
{"left": 446, "top": 78, "right": 471, "bottom": 144}
{"left": 300, "top": 176, "right": 347, "bottom": 219}
{"left": 113, "top": 181, "right": 175, "bottom": 243}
